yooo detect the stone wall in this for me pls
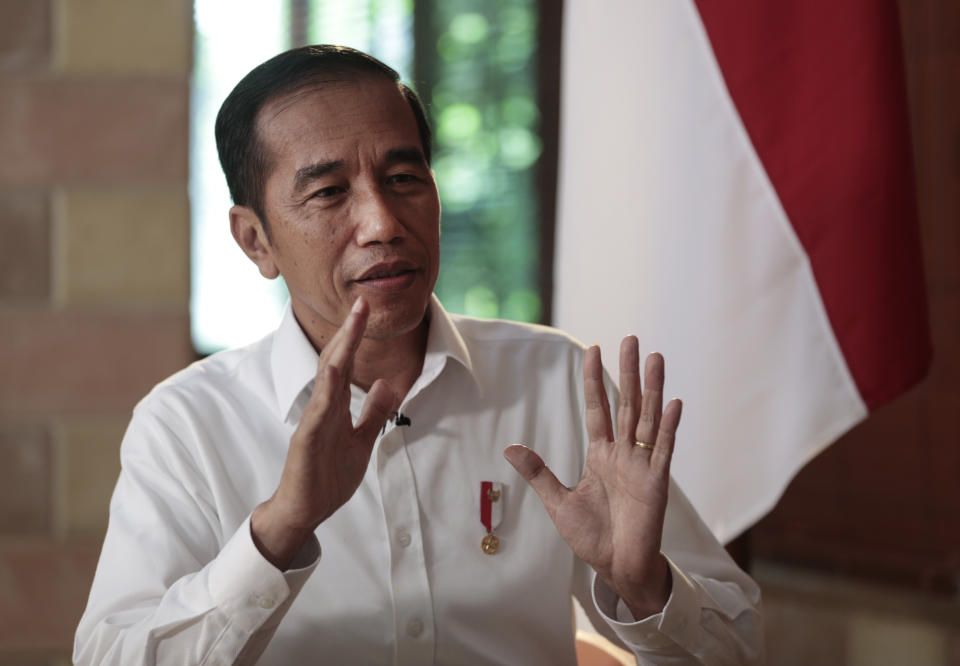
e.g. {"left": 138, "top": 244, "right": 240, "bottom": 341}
{"left": 0, "top": 1, "right": 194, "bottom": 662}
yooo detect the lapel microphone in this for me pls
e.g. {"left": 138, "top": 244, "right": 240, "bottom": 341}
{"left": 383, "top": 412, "right": 412, "bottom": 435}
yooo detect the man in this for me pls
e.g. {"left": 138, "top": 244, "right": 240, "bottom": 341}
{"left": 75, "top": 45, "right": 762, "bottom": 664}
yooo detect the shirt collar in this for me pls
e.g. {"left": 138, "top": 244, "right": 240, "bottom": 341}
{"left": 270, "top": 302, "right": 322, "bottom": 424}
{"left": 422, "top": 293, "right": 474, "bottom": 381}
{"left": 270, "top": 295, "right": 476, "bottom": 424}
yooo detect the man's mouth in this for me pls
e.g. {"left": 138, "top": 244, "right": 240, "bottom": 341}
{"left": 353, "top": 261, "right": 419, "bottom": 289}
{"left": 358, "top": 268, "right": 414, "bottom": 281}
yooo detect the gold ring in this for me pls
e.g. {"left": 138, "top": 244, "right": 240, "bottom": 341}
{"left": 635, "top": 441, "right": 655, "bottom": 451}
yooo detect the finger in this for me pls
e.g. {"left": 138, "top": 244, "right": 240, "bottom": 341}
{"left": 503, "top": 444, "right": 567, "bottom": 514}
{"left": 584, "top": 346, "right": 614, "bottom": 444}
{"left": 294, "top": 362, "right": 341, "bottom": 440}
{"left": 354, "top": 378, "right": 398, "bottom": 444}
{"left": 317, "top": 297, "right": 369, "bottom": 382}
{"left": 635, "top": 352, "right": 664, "bottom": 445}
{"left": 617, "top": 336, "right": 641, "bottom": 443}
{"left": 328, "top": 298, "right": 369, "bottom": 364}
{"left": 303, "top": 300, "right": 370, "bottom": 420}
{"left": 650, "top": 398, "right": 682, "bottom": 478}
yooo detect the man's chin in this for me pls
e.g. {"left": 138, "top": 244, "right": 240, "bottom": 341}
{"left": 362, "top": 302, "right": 430, "bottom": 341}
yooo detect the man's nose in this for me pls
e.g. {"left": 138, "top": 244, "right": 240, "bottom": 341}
{"left": 354, "top": 190, "right": 406, "bottom": 246}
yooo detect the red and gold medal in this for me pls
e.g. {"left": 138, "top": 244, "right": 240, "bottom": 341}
{"left": 480, "top": 481, "right": 503, "bottom": 554}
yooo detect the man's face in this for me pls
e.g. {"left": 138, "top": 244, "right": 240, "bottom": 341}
{"left": 250, "top": 78, "right": 440, "bottom": 343}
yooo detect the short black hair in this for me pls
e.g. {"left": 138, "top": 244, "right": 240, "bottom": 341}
{"left": 215, "top": 45, "right": 432, "bottom": 232}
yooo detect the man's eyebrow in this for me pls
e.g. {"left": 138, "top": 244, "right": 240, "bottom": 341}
{"left": 385, "top": 147, "right": 427, "bottom": 165}
{"left": 291, "top": 148, "right": 425, "bottom": 195}
{"left": 292, "top": 160, "right": 344, "bottom": 195}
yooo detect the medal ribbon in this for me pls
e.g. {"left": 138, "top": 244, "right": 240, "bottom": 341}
{"left": 480, "top": 481, "right": 493, "bottom": 533}
{"left": 480, "top": 481, "right": 503, "bottom": 533}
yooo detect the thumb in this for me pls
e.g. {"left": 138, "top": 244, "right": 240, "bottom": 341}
{"left": 504, "top": 444, "right": 567, "bottom": 513}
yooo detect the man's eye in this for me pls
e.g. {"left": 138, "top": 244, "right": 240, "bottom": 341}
{"left": 311, "top": 186, "right": 345, "bottom": 199}
{"left": 387, "top": 173, "right": 418, "bottom": 185}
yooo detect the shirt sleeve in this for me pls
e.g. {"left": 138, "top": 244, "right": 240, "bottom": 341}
{"left": 589, "top": 479, "right": 766, "bottom": 665}
{"left": 73, "top": 402, "right": 319, "bottom": 666}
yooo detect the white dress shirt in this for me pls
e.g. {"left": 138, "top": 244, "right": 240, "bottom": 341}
{"left": 74, "top": 296, "right": 763, "bottom": 665}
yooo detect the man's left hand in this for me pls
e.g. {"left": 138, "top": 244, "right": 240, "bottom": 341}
{"left": 504, "top": 336, "right": 682, "bottom": 620}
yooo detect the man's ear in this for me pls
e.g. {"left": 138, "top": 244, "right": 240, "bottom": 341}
{"left": 230, "top": 205, "right": 280, "bottom": 279}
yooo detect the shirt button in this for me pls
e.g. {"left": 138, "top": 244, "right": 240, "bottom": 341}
{"left": 382, "top": 437, "right": 398, "bottom": 454}
{"left": 397, "top": 530, "right": 412, "bottom": 548}
{"left": 406, "top": 618, "right": 424, "bottom": 638}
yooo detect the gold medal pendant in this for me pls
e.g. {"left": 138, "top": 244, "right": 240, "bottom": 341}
{"left": 481, "top": 533, "right": 500, "bottom": 555}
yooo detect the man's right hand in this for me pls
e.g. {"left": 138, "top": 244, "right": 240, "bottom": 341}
{"left": 251, "top": 297, "right": 397, "bottom": 570}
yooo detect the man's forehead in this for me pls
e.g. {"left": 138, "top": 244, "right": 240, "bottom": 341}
{"left": 254, "top": 76, "right": 423, "bottom": 190}
{"left": 258, "top": 77, "right": 406, "bottom": 135}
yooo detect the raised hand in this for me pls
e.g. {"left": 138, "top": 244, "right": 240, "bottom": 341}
{"left": 252, "top": 298, "right": 397, "bottom": 570}
{"left": 504, "top": 337, "right": 682, "bottom": 619}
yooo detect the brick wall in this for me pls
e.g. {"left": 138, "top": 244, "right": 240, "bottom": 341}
{"left": 0, "top": 1, "right": 194, "bottom": 662}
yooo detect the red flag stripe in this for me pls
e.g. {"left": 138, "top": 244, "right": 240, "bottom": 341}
{"left": 693, "top": 0, "right": 931, "bottom": 409}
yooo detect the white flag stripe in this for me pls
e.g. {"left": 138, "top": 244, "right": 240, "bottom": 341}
{"left": 555, "top": 0, "right": 867, "bottom": 542}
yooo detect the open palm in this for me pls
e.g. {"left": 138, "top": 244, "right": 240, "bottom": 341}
{"left": 505, "top": 337, "right": 682, "bottom": 618}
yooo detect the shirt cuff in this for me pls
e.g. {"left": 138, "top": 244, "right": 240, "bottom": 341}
{"left": 207, "top": 515, "right": 320, "bottom": 634}
{"left": 592, "top": 555, "right": 700, "bottom": 650}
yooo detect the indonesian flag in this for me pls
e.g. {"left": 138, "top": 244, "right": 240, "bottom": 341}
{"left": 553, "top": 0, "right": 931, "bottom": 543}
